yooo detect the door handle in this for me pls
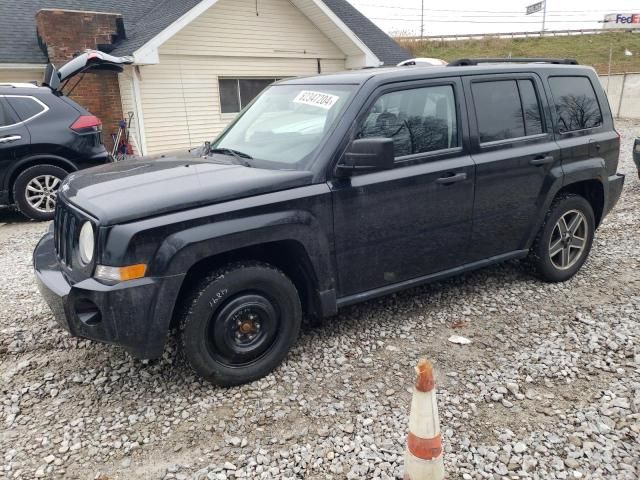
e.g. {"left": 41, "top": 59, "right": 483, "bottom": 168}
{"left": 435, "top": 172, "right": 467, "bottom": 185}
{"left": 529, "top": 155, "right": 554, "bottom": 166}
{"left": 0, "top": 135, "right": 21, "bottom": 144}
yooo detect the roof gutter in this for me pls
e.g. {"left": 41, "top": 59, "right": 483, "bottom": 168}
{"left": 0, "top": 63, "right": 47, "bottom": 70}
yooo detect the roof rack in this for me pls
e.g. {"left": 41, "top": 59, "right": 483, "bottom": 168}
{"left": 0, "top": 82, "right": 39, "bottom": 88}
{"left": 448, "top": 58, "right": 578, "bottom": 66}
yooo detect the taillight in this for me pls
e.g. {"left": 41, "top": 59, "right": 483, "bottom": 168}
{"left": 70, "top": 115, "right": 101, "bottom": 133}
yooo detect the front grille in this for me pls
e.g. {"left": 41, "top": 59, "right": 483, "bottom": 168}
{"left": 54, "top": 200, "right": 78, "bottom": 267}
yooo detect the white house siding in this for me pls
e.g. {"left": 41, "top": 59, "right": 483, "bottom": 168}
{"left": 117, "top": 68, "right": 141, "bottom": 154}
{"left": 161, "top": 0, "right": 346, "bottom": 60}
{"left": 0, "top": 68, "right": 44, "bottom": 84}
{"left": 138, "top": 56, "right": 345, "bottom": 154}
{"left": 135, "top": 0, "right": 347, "bottom": 154}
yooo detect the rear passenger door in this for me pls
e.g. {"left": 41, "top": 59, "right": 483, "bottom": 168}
{"left": 0, "top": 96, "right": 31, "bottom": 191}
{"left": 464, "top": 74, "right": 561, "bottom": 260}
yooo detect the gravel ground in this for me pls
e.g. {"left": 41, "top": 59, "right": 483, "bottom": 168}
{"left": 1, "top": 121, "right": 639, "bottom": 480}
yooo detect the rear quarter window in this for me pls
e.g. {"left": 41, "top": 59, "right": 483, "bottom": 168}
{"left": 548, "top": 76, "right": 603, "bottom": 133}
{"left": 6, "top": 96, "right": 47, "bottom": 122}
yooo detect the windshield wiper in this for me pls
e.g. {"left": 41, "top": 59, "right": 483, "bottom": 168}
{"left": 209, "top": 148, "right": 253, "bottom": 167}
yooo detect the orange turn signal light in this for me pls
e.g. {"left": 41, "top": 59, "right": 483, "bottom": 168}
{"left": 119, "top": 264, "right": 147, "bottom": 281}
{"left": 94, "top": 264, "right": 147, "bottom": 284}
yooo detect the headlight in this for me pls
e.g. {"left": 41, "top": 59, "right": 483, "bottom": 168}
{"left": 78, "top": 221, "right": 95, "bottom": 265}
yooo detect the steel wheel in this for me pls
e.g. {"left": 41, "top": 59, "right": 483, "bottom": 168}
{"left": 25, "top": 174, "right": 60, "bottom": 213}
{"left": 206, "top": 293, "right": 280, "bottom": 367}
{"left": 548, "top": 209, "right": 588, "bottom": 270}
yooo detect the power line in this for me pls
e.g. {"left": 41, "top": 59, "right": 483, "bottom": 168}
{"left": 371, "top": 17, "right": 608, "bottom": 23}
{"left": 353, "top": 2, "right": 638, "bottom": 14}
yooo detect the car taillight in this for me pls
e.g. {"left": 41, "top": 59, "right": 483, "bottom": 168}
{"left": 70, "top": 115, "right": 102, "bottom": 133}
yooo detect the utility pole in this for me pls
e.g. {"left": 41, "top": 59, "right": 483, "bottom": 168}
{"left": 420, "top": 0, "right": 424, "bottom": 38}
{"left": 541, "top": 0, "right": 547, "bottom": 35}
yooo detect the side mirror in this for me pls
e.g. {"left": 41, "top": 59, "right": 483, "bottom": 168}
{"left": 337, "top": 138, "right": 394, "bottom": 177}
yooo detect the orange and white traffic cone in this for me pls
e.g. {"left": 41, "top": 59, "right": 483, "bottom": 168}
{"left": 403, "top": 359, "right": 445, "bottom": 480}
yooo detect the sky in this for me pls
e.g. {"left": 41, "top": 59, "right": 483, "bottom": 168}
{"left": 346, "top": 0, "right": 640, "bottom": 36}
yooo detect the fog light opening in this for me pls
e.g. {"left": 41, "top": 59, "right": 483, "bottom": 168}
{"left": 75, "top": 299, "right": 102, "bottom": 327}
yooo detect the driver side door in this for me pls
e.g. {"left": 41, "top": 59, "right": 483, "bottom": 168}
{"left": 329, "top": 78, "right": 476, "bottom": 298}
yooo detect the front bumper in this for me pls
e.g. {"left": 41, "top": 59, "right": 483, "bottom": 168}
{"left": 34, "top": 232, "right": 185, "bottom": 359}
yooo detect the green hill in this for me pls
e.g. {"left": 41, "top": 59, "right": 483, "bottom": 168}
{"left": 397, "top": 32, "right": 640, "bottom": 74}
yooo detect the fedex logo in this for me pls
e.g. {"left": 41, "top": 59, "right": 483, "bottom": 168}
{"left": 615, "top": 14, "right": 640, "bottom": 24}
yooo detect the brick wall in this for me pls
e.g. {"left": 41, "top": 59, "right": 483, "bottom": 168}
{"left": 35, "top": 9, "right": 126, "bottom": 151}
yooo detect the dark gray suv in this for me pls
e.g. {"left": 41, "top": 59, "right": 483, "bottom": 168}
{"left": 0, "top": 51, "right": 131, "bottom": 220}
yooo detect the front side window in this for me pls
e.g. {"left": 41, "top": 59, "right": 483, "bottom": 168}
{"left": 212, "top": 84, "right": 356, "bottom": 168}
{"left": 358, "top": 85, "right": 458, "bottom": 158}
{"left": 549, "top": 76, "right": 603, "bottom": 133}
{"left": 219, "top": 78, "right": 278, "bottom": 114}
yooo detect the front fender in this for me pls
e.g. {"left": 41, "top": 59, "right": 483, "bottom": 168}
{"left": 152, "top": 209, "right": 335, "bottom": 291}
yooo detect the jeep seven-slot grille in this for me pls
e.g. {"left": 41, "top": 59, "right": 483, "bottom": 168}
{"left": 54, "top": 200, "right": 78, "bottom": 267}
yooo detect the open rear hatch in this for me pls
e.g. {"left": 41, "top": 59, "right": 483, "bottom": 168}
{"left": 43, "top": 50, "right": 133, "bottom": 92}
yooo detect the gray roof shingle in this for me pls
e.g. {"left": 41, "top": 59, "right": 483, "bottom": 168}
{"left": 0, "top": 0, "right": 410, "bottom": 67}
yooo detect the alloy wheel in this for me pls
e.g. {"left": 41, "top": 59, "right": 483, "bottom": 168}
{"left": 548, "top": 209, "right": 588, "bottom": 270}
{"left": 25, "top": 175, "right": 60, "bottom": 213}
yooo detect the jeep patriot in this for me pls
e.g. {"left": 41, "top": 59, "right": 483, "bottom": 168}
{"left": 34, "top": 59, "right": 625, "bottom": 385}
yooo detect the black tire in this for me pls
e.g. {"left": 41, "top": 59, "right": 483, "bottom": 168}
{"left": 179, "top": 261, "right": 302, "bottom": 386}
{"left": 528, "top": 193, "right": 595, "bottom": 282}
{"left": 13, "top": 164, "right": 68, "bottom": 221}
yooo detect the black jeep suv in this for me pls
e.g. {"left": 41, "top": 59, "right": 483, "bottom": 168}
{"left": 34, "top": 59, "right": 624, "bottom": 386}
{"left": 0, "top": 51, "right": 131, "bottom": 220}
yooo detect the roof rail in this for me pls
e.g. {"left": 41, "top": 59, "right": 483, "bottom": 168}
{"left": 448, "top": 58, "right": 578, "bottom": 66}
{"left": 0, "top": 82, "right": 39, "bottom": 88}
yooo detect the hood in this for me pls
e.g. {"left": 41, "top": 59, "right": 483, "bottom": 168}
{"left": 60, "top": 155, "right": 314, "bottom": 225}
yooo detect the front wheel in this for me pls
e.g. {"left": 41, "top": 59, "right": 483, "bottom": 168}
{"left": 179, "top": 261, "right": 302, "bottom": 386}
{"left": 528, "top": 193, "right": 595, "bottom": 282}
{"left": 13, "top": 164, "right": 68, "bottom": 221}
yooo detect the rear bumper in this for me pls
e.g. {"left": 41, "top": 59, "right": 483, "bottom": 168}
{"left": 73, "top": 150, "right": 112, "bottom": 170}
{"left": 604, "top": 173, "right": 625, "bottom": 218}
{"left": 34, "top": 232, "right": 184, "bottom": 359}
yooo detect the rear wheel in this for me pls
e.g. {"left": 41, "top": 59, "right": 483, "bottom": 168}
{"left": 179, "top": 261, "right": 302, "bottom": 386}
{"left": 528, "top": 193, "right": 595, "bottom": 282}
{"left": 13, "top": 164, "right": 68, "bottom": 221}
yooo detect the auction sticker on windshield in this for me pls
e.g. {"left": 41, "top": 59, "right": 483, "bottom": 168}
{"left": 293, "top": 90, "right": 339, "bottom": 110}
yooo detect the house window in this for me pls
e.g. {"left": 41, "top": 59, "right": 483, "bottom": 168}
{"left": 219, "top": 78, "right": 279, "bottom": 114}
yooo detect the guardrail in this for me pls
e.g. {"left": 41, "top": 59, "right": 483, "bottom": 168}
{"left": 397, "top": 28, "right": 640, "bottom": 42}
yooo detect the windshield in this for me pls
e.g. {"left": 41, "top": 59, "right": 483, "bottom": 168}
{"left": 212, "top": 84, "right": 356, "bottom": 169}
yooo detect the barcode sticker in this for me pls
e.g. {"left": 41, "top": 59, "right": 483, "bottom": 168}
{"left": 293, "top": 90, "right": 339, "bottom": 110}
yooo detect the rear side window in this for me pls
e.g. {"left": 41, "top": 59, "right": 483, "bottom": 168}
{"left": 0, "top": 99, "right": 14, "bottom": 127}
{"left": 472, "top": 79, "right": 546, "bottom": 143}
{"left": 518, "top": 80, "right": 543, "bottom": 136}
{"left": 549, "top": 76, "right": 603, "bottom": 133}
{"left": 472, "top": 80, "right": 525, "bottom": 142}
{"left": 358, "top": 84, "right": 458, "bottom": 158}
{"left": 0, "top": 98, "right": 25, "bottom": 127}
{"left": 6, "top": 96, "right": 46, "bottom": 122}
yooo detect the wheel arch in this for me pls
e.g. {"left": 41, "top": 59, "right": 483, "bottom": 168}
{"left": 169, "top": 239, "right": 329, "bottom": 330}
{"left": 6, "top": 155, "right": 76, "bottom": 202}
{"left": 557, "top": 179, "right": 604, "bottom": 227}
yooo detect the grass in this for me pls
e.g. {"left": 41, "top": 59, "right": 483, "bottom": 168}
{"left": 397, "top": 32, "right": 640, "bottom": 74}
